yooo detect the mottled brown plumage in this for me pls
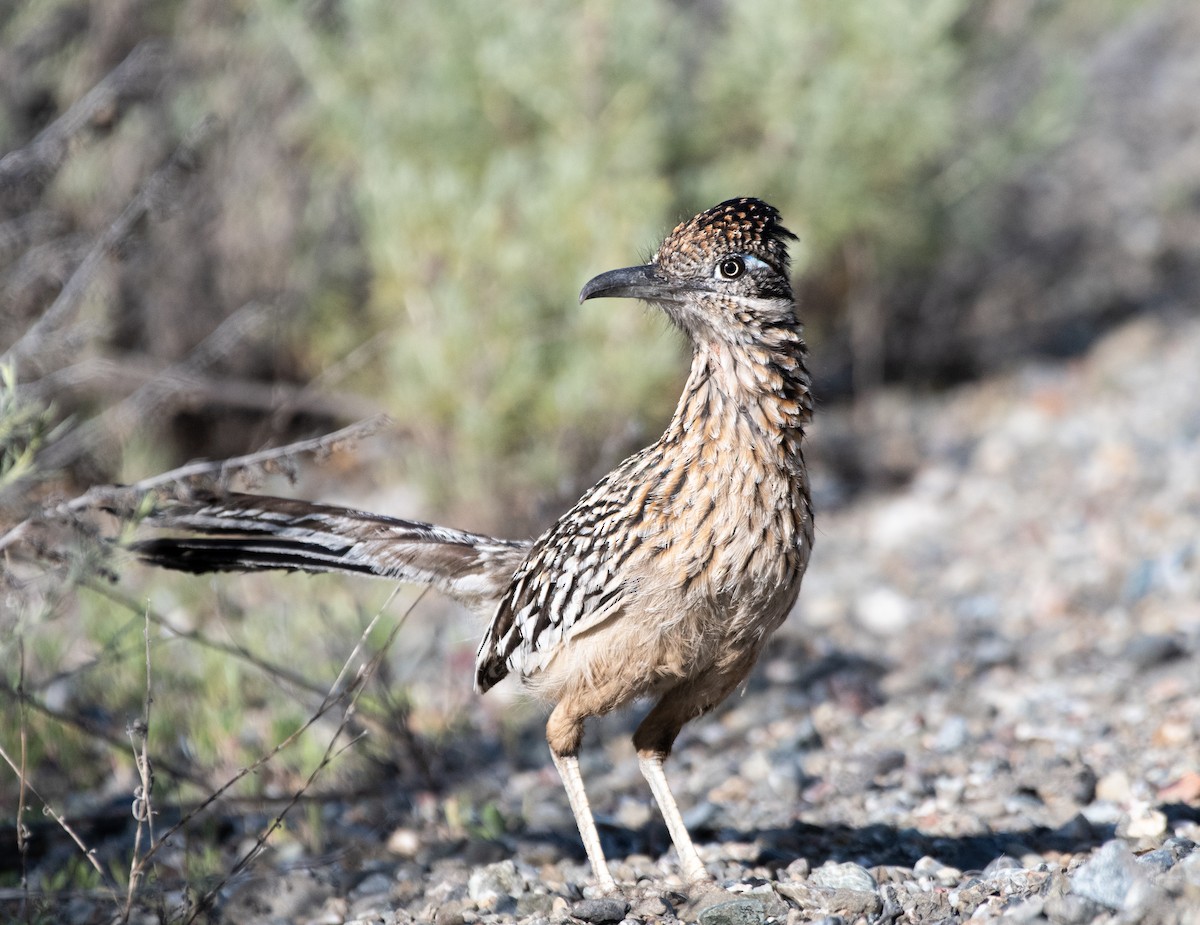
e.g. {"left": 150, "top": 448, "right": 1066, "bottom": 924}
{"left": 136, "top": 198, "right": 814, "bottom": 891}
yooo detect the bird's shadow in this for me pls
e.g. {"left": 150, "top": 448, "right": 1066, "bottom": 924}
{"left": 529, "top": 802, "right": 1200, "bottom": 879}
{"left": 482, "top": 636, "right": 1200, "bottom": 877}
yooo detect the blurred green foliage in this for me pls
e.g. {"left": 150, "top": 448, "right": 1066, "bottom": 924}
{"left": 255, "top": 0, "right": 985, "bottom": 517}
{"left": 0, "top": 365, "right": 59, "bottom": 490}
{"left": 2, "top": 0, "right": 1135, "bottom": 523}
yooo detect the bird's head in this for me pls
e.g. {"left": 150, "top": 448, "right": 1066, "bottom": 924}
{"left": 579, "top": 198, "right": 799, "bottom": 344}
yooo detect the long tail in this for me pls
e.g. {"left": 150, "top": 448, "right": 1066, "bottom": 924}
{"left": 133, "top": 492, "right": 529, "bottom": 613}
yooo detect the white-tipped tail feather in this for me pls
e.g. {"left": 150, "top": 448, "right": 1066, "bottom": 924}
{"left": 134, "top": 492, "right": 529, "bottom": 614}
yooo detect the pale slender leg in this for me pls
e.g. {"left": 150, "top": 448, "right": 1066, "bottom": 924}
{"left": 638, "top": 754, "right": 710, "bottom": 883}
{"left": 551, "top": 750, "right": 617, "bottom": 892}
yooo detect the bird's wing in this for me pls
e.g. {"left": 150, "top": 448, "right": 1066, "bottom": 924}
{"left": 475, "top": 449, "right": 667, "bottom": 692}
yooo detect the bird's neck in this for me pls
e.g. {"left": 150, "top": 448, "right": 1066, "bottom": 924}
{"left": 667, "top": 324, "right": 813, "bottom": 452}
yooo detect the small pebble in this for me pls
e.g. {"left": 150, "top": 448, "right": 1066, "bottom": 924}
{"left": 387, "top": 827, "right": 422, "bottom": 857}
{"left": 1070, "top": 841, "right": 1150, "bottom": 911}
{"left": 695, "top": 896, "right": 766, "bottom": 925}
{"left": 349, "top": 871, "right": 392, "bottom": 899}
{"left": 570, "top": 897, "right": 631, "bottom": 924}
{"left": 931, "top": 715, "right": 970, "bottom": 752}
{"left": 854, "top": 586, "right": 913, "bottom": 634}
{"left": 1117, "top": 803, "right": 1168, "bottom": 840}
{"left": 809, "top": 861, "right": 876, "bottom": 892}
{"left": 466, "top": 860, "right": 525, "bottom": 902}
{"left": 1124, "top": 633, "right": 1184, "bottom": 669}
{"left": 826, "top": 888, "right": 882, "bottom": 917}
{"left": 1095, "top": 770, "right": 1134, "bottom": 804}
{"left": 980, "top": 855, "right": 1022, "bottom": 876}
{"left": 1136, "top": 848, "right": 1175, "bottom": 873}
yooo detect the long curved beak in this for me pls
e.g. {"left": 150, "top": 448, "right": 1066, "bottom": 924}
{"left": 579, "top": 264, "right": 672, "bottom": 304}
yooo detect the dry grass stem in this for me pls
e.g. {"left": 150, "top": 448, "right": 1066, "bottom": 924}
{"left": 177, "top": 590, "right": 417, "bottom": 921}
{"left": 0, "top": 741, "right": 121, "bottom": 906}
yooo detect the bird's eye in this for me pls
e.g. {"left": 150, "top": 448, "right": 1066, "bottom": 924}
{"left": 718, "top": 256, "right": 745, "bottom": 279}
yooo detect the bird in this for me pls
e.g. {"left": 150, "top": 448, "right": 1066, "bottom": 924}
{"left": 135, "top": 197, "right": 814, "bottom": 892}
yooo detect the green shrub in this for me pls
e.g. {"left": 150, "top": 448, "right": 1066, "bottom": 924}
{"left": 261, "top": 0, "right": 981, "bottom": 521}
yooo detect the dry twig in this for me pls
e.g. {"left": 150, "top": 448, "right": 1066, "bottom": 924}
{"left": 0, "top": 741, "right": 122, "bottom": 906}
{"left": 122, "top": 611, "right": 158, "bottom": 922}
{"left": 1, "top": 114, "right": 215, "bottom": 375}
{"left": 0, "top": 42, "right": 166, "bottom": 202}
{"left": 0, "top": 413, "right": 392, "bottom": 554}
{"left": 28, "top": 299, "right": 279, "bottom": 473}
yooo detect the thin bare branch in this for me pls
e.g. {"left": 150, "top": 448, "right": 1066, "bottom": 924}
{"left": 16, "top": 639, "right": 30, "bottom": 921}
{"left": 122, "top": 610, "right": 157, "bottom": 920}
{"left": 29, "top": 299, "right": 278, "bottom": 472}
{"left": 0, "top": 681, "right": 207, "bottom": 788}
{"left": 121, "top": 413, "right": 392, "bottom": 496}
{"left": 0, "top": 414, "right": 391, "bottom": 554}
{"left": 1, "top": 114, "right": 215, "bottom": 375}
{"left": 0, "top": 42, "right": 166, "bottom": 199}
{"left": 187, "top": 586, "right": 413, "bottom": 921}
{"left": 22, "top": 353, "right": 381, "bottom": 421}
{"left": 0, "top": 741, "right": 122, "bottom": 905}
{"left": 137, "top": 585, "right": 412, "bottom": 882}
{"left": 256, "top": 331, "right": 391, "bottom": 443}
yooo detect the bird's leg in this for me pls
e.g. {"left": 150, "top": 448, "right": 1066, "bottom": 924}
{"left": 633, "top": 689, "right": 715, "bottom": 884}
{"left": 550, "top": 750, "right": 616, "bottom": 892}
{"left": 637, "top": 752, "right": 709, "bottom": 883}
{"left": 547, "top": 701, "right": 617, "bottom": 892}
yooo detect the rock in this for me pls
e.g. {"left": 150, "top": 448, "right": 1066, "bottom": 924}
{"left": 931, "top": 715, "right": 970, "bottom": 752}
{"left": 570, "top": 897, "right": 631, "bottom": 924}
{"left": 1117, "top": 802, "right": 1168, "bottom": 840}
{"left": 1057, "top": 812, "right": 1096, "bottom": 845}
{"left": 913, "top": 855, "right": 964, "bottom": 887}
{"left": 1158, "top": 772, "right": 1200, "bottom": 804}
{"left": 998, "top": 895, "right": 1045, "bottom": 922}
{"left": 386, "top": 826, "right": 422, "bottom": 857}
{"left": 980, "top": 855, "right": 1022, "bottom": 876}
{"left": 1136, "top": 848, "right": 1176, "bottom": 873}
{"left": 826, "top": 888, "right": 882, "bottom": 917}
{"left": 466, "top": 859, "right": 525, "bottom": 903}
{"left": 1068, "top": 765, "right": 1099, "bottom": 805}
{"left": 631, "top": 895, "right": 673, "bottom": 920}
{"left": 905, "top": 889, "right": 952, "bottom": 920}
{"left": 809, "top": 861, "right": 876, "bottom": 892}
{"left": 1044, "top": 885, "right": 1105, "bottom": 925}
{"left": 1095, "top": 770, "right": 1134, "bottom": 804}
{"left": 1181, "top": 852, "right": 1200, "bottom": 888}
{"left": 854, "top": 586, "right": 913, "bottom": 634}
{"left": 516, "top": 892, "right": 559, "bottom": 916}
{"left": 349, "top": 871, "right": 393, "bottom": 899}
{"left": 224, "top": 868, "right": 333, "bottom": 921}
{"left": 695, "top": 896, "right": 767, "bottom": 925}
{"left": 949, "top": 881, "right": 989, "bottom": 915}
{"left": 1164, "top": 836, "right": 1197, "bottom": 859}
{"left": 1125, "top": 633, "right": 1184, "bottom": 669}
{"left": 683, "top": 800, "right": 720, "bottom": 831}
{"left": 433, "top": 899, "right": 469, "bottom": 925}
{"left": 774, "top": 880, "right": 821, "bottom": 910}
{"left": 1070, "top": 840, "right": 1152, "bottom": 911}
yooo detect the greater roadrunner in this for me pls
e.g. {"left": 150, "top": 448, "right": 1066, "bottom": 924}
{"left": 136, "top": 198, "right": 814, "bottom": 891}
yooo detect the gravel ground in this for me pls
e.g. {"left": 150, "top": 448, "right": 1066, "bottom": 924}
{"left": 42, "top": 312, "right": 1200, "bottom": 924}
